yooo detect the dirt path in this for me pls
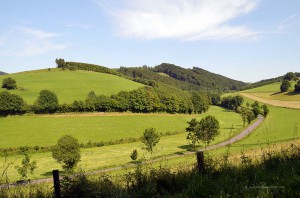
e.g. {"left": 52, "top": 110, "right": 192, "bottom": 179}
{"left": 2, "top": 116, "right": 264, "bottom": 187}
{"left": 240, "top": 93, "right": 300, "bottom": 109}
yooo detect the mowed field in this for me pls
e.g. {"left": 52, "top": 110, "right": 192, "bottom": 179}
{"left": 241, "top": 81, "right": 300, "bottom": 101}
{"left": 240, "top": 81, "right": 300, "bottom": 109}
{"left": 0, "top": 69, "right": 143, "bottom": 104}
{"left": 0, "top": 106, "right": 244, "bottom": 181}
{"left": 0, "top": 106, "right": 242, "bottom": 148}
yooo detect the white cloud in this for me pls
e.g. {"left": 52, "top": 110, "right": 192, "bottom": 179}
{"left": 0, "top": 27, "right": 68, "bottom": 57}
{"left": 96, "top": 0, "right": 259, "bottom": 41}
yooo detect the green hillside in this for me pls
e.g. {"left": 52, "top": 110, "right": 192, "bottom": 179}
{"left": 0, "top": 71, "right": 6, "bottom": 75}
{"left": 241, "top": 81, "right": 300, "bottom": 102}
{"left": 0, "top": 69, "right": 144, "bottom": 104}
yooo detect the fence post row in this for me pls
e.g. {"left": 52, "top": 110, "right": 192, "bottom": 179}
{"left": 52, "top": 169, "right": 61, "bottom": 198}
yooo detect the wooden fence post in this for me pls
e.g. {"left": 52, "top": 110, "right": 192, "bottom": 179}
{"left": 52, "top": 169, "right": 61, "bottom": 198}
{"left": 196, "top": 151, "right": 205, "bottom": 173}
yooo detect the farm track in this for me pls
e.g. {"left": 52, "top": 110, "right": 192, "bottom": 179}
{"left": 240, "top": 93, "right": 300, "bottom": 109}
{"left": 3, "top": 115, "right": 264, "bottom": 186}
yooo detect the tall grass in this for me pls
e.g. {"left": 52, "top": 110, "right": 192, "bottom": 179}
{"left": 2, "top": 143, "right": 298, "bottom": 197}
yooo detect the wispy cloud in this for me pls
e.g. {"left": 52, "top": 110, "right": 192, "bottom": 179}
{"left": 95, "top": 0, "right": 260, "bottom": 41}
{"left": 0, "top": 27, "right": 68, "bottom": 57}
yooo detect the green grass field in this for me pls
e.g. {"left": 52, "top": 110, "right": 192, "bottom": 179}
{"left": 0, "top": 106, "right": 244, "bottom": 182}
{"left": 0, "top": 106, "right": 242, "bottom": 148}
{"left": 241, "top": 81, "right": 300, "bottom": 101}
{"left": 0, "top": 69, "right": 143, "bottom": 104}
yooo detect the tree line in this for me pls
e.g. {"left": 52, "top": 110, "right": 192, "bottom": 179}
{"left": 0, "top": 85, "right": 220, "bottom": 116}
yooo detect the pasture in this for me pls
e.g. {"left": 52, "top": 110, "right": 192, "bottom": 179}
{"left": 0, "top": 106, "right": 244, "bottom": 182}
{"left": 0, "top": 106, "right": 242, "bottom": 148}
{"left": 241, "top": 81, "right": 300, "bottom": 102}
{"left": 0, "top": 69, "right": 143, "bottom": 104}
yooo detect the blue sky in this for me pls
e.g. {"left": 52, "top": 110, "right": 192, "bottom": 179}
{"left": 0, "top": 0, "right": 299, "bottom": 82}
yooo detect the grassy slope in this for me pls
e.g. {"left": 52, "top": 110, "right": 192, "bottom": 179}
{"left": 0, "top": 69, "right": 143, "bottom": 104}
{"left": 241, "top": 81, "right": 300, "bottom": 101}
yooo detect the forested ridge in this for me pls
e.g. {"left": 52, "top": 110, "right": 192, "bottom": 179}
{"left": 118, "top": 63, "right": 247, "bottom": 92}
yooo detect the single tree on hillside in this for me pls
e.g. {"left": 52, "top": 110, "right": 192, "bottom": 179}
{"left": 141, "top": 128, "right": 160, "bottom": 154}
{"left": 55, "top": 58, "right": 66, "bottom": 68}
{"left": 2, "top": 77, "right": 17, "bottom": 90}
{"left": 295, "top": 80, "right": 300, "bottom": 92}
{"left": 197, "top": 116, "right": 220, "bottom": 147}
{"left": 52, "top": 135, "right": 81, "bottom": 172}
{"left": 186, "top": 116, "right": 220, "bottom": 149}
{"left": 186, "top": 118, "right": 199, "bottom": 148}
{"left": 280, "top": 80, "right": 291, "bottom": 92}
{"left": 34, "top": 90, "right": 59, "bottom": 114}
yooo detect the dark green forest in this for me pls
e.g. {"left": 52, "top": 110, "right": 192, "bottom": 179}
{"left": 118, "top": 63, "right": 247, "bottom": 92}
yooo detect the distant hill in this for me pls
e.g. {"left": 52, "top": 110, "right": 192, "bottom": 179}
{"left": 241, "top": 72, "right": 300, "bottom": 91}
{"left": 0, "top": 71, "right": 7, "bottom": 75}
{"left": 118, "top": 63, "right": 247, "bottom": 92}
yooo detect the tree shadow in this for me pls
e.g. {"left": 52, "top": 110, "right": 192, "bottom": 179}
{"left": 41, "top": 170, "right": 67, "bottom": 177}
{"left": 285, "top": 92, "right": 300, "bottom": 96}
{"left": 270, "top": 92, "right": 282, "bottom": 96}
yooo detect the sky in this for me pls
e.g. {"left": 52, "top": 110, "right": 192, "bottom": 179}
{"left": 0, "top": 0, "right": 300, "bottom": 82}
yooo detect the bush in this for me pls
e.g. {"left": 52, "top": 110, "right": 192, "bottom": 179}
{"left": 2, "top": 77, "right": 17, "bottom": 90}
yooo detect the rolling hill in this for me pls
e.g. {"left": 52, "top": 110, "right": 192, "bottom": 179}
{"left": 0, "top": 68, "right": 144, "bottom": 104}
{"left": 0, "top": 71, "right": 6, "bottom": 75}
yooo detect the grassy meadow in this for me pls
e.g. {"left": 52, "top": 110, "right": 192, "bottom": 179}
{"left": 0, "top": 106, "right": 244, "bottom": 182}
{"left": 0, "top": 69, "right": 143, "bottom": 104}
{"left": 0, "top": 106, "right": 242, "bottom": 148}
{"left": 241, "top": 81, "right": 300, "bottom": 101}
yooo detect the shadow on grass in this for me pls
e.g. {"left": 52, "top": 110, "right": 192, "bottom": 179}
{"left": 270, "top": 92, "right": 282, "bottom": 96}
{"left": 285, "top": 92, "right": 300, "bottom": 96}
{"left": 41, "top": 170, "right": 67, "bottom": 177}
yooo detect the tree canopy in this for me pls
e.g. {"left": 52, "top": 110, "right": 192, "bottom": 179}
{"left": 2, "top": 77, "right": 17, "bottom": 90}
{"left": 34, "top": 90, "right": 59, "bottom": 114}
{"left": 141, "top": 128, "right": 160, "bottom": 153}
{"left": 0, "top": 91, "right": 27, "bottom": 116}
{"left": 280, "top": 80, "right": 291, "bottom": 92}
{"left": 52, "top": 135, "right": 81, "bottom": 171}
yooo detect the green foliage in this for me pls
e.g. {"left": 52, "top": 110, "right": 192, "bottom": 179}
{"left": 55, "top": 58, "right": 66, "bottom": 68}
{"left": 2, "top": 77, "right": 17, "bottom": 90}
{"left": 237, "top": 107, "right": 255, "bottom": 126}
{"left": 141, "top": 128, "right": 160, "bottom": 153}
{"left": 283, "top": 72, "right": 297, "bottom": 81}
{"left": 154, "top": 63, "right": 247, "bottom": 91}
{"left": 294, "top": 80, "right": 300, "bottom": 92}
{"left": 186, "top": 116, "right": 220, "bottom": 147}
{"left": 0, "top": 91, "right": 27, "bottom": 116}
{"left": 186, "top": 118, "right": 199, "bottom": 148}
{"left": 119, "top": 63, "right": 247, "bottom": 92}
{"left": 280, "top": 80, "right": 291, "bottom": 92}
{"left": 52, "top": 135, "right": 81, "bottom": 171}
{"left": 66, "top": 61, "right": 117, "bottom": 75}
{"left": 14, "top": 153, "right": 37, "bottom": 180}
{"left": 197, "top": 116, "right": 220, "bottom": 146}
{"left": 262, "top": 104, "right": 269, "bottom": 117}
{"left": 130, "top": 149, "right": 138, "bottom": 161}
{"left": 34, "top": 90, "right": 59, "bottom": 114}
{"left": 221, "top": 95, "right": 244, "bottom": 110}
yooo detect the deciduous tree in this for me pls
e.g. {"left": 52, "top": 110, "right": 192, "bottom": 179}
{"left": 2, "top": 77, "right": 17, "bottom": 90}
{"left": 52, "top": 135, "right": 81, "bottom": 171}
{"left": 141, "top": 128, "right": 160, "bottom": 153}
